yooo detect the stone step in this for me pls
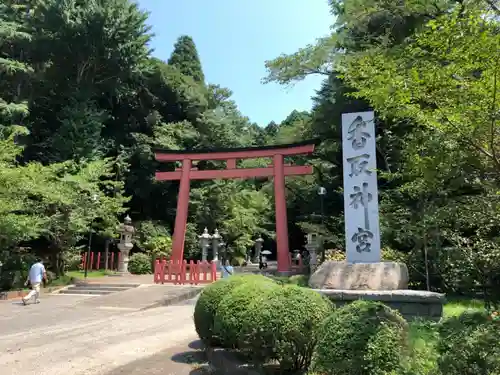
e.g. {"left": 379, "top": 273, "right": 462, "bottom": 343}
{"left": 65, "top": 286, "right": 132, "bottom": 293}
{"left": 59, "top": 289, "right": 114, "bottom": 295}
{"left": 74, "top": 283, "right": 141, "bottom": 288}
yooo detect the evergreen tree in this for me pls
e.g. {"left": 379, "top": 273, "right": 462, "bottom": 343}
{"left": 168, "top": 35, "right": 205, "bottom": 83}
{"left": 0, "top": 1, "right": 34, "bottom": 128}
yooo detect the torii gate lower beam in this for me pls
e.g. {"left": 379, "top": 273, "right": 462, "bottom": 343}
{"left": 154, "top": 141, "right": 317, "bottom": 274}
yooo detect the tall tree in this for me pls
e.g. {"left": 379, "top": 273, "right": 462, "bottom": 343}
{"left": 0, "top": 1, "right": 34, "bottom": 129}
{"left": 168, "top": 35, "right": 205, "bottom": 83}
{"left": 25, "top": 0, "right": 152, "bottom": 163}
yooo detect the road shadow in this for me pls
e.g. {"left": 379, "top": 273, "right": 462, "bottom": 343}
{"left": 170, "top": 349, "right": 206, "bottom": 365}
{"left": 103, "top": 339, "right": 212, "bottom": 375}
{"left": 171, "top": 340, "right": 226, "bottom": 374}
{"left": 188, "top": 339, "right": 204, "bottom": 350}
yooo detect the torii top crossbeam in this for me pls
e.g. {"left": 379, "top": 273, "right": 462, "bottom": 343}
{"left": 154, "top": 139, "right": 318, "bottom": 274}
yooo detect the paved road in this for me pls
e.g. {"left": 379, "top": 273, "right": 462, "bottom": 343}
{"left": 0, "top": 295, "right": 201, "bottom": 375}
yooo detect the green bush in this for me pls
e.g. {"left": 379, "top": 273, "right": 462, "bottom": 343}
{"left": 64, "top": 253, "right": 82, "bottom": 271}
{"left": 270, "top": 274, "right": 310, "bottom": 287}
{"left": 193, "top": 274, "right": 275, "bottom": 346}
{"left": 240, "top": 285, "right": 332, "bottom": 372}
{"left": 127, "top": 253, "right": 152, "bottom": 274}
{"left": 213, "top": 279, "right": 280, "bottom": 348}
{"left": 312, "top": 300, "right": 409, "bottom": 375}
{"left": 437, "top": 311, "right": 500, "bottom": 374}
{"left": 0, "top": 251, "right": 36, "bottom": 291}
{"left": 45, "top": 270, "right": 56, "bottom": 284}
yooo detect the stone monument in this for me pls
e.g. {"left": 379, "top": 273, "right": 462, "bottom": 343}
{"left": 199, "top": 228, "right": 212, "bottom": 262}
{"left": 309, "top": 111, "right": 445, "bottom": 321}
{"left": 117, "top": 215, "right": 134, "bottom": 274}
{"left": 253, "top": 236, "right": 263, "bottom": 263}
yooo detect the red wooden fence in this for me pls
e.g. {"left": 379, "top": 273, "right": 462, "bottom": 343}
{"left": 154, "top": 259, "right": 218, "bottom": 285}
{"left": 81, "top": 252, "right": 122, "bottom": 271}
{"left": 154, "top": 254, "right": 305, "bottom": 285}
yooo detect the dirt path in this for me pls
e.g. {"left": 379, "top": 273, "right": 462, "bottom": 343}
{"left": 0, "top": 295, "right": 201, "bottom": 375}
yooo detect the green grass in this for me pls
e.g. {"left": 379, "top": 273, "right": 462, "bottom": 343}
{"left": 269, "top": 274, "right": 310, "bottom": 287}
{"left": 66, "top": 270, "right": 113, "bottom": 279}
{"left": 403, "top": 298, "right": 484, "bottom": 375}
{"left": 46, "top": 270, "right": 113, "bottom": 287}
{"left": 47, "top": 275, "right": 74, "bottom": 287}
{"left": 443, "top": 298, "right": 483, "bottom": 317}
{"left": 12, "top": 270, "right": 114, "bottom": 290}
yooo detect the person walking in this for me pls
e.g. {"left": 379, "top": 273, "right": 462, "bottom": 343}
{"left": 22, "top": 258, "right": 47, "bottom": 305}
{"left": 221, "top": 259, "right": 234, "bottom": 278}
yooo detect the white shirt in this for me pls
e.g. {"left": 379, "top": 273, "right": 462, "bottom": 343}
{"left": 29, "top": 262, "right": 46, "bottom": 283}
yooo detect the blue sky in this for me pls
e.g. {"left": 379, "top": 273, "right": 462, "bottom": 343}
{"left": 137, "top": 0, "right": 333, "bottom": 126}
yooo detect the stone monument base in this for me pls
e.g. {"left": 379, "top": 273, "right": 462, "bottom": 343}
{"left": 309, "top": 261, "right": 445, "bottom": 321}
{"left": 309, "top": 261, "right": 409, "bottom": 290}
{"left": 316, "top": 289, "right": 446, "bottom": 321}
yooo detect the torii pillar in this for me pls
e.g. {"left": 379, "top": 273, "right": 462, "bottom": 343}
{"left": 154, "top": 141, "right": 317, "bottom": 274}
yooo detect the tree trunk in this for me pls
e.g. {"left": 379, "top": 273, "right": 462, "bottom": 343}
{"left": 423, "top": 232, "right": 430, "bottom": 291}
{"left": 56, "top": 252, "right": 64, "bottom": 276}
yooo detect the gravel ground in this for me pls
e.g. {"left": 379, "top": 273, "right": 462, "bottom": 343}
{"left": 0, "top": 295, "right": 200, "bottom": 375}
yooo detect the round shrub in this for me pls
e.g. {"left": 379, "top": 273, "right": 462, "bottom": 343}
{"left": 193, "top": 274, "right": 275, "bottom": 346}
{"left": 213, "top": 279, "right": 280, "bottom": 348}
{"left": 127, "top": 253, "right": 152, "bottom": 274}
{"left": 64, "top": 253, "right": 83, "bottom": 271}
{"left": 312, "top": 300, "right": 409, "bottom": 375}
{"left": 437, "top": 311, "right": 500, "bottom": 374}
{"left": 240, "top": 284, "right": 333, "bottom": 372}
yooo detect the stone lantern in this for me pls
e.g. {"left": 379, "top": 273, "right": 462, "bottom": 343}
{"left": 305, "top": 232, "right": 319, "bottom": 272}
{"left": 211, "top": 229, "right": 222, "bottom": 263}
{"left": 253, "top": 236, "right": 264, "bottom": 263}
{"left": 199, "top": 228, "right": 212, "bottom": 262}
{"left": 117, "top": 215, "right": 135, "bottom": 274}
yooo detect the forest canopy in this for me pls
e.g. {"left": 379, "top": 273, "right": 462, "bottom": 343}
{"left": 0, "top": 0, "right": 499, "bottom": 295}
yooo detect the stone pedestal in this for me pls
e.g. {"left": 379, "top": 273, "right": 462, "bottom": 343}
{"left": 117, "top": 243, "right": 132, "bottom": 275}
{"left": 305, "top": 233, "right": 320, "bottom": 273}
{"left": 115, "top": 215, "right": 135, "bottom": 276}
{"left": 310, "top": 261, "right": 445, "bottom": 321}
{"left": 309, "top": 261, "right": 409, "bottom": 290}
{"left": 212, "top": 229, "right": 221, "bottom": 263}
{"left": 318, "top": 289, "right": 446, "bottom": 321}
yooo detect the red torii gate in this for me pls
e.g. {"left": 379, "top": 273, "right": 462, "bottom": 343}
{"left": 154, "top": 140, "right": 317, "bottom": 273}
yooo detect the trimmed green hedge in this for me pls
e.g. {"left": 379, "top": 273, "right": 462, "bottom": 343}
{"left": 312, "top": 300, "right": 409, "bottom": 375}
{"left": 193, "top": 274, "right": 274, "bottom": 346}
{"left": 213, "top": 279, "right": 280, "bottom": 348}
{"left": 437, "top": 311, "right": 500, "bottom": 374}
{"left": 239, "top": 284, "right": 333, "bottom": 372}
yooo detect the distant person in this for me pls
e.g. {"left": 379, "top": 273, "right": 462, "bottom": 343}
{"left": 221, "top": 259, "right": 234, "bottom": 278}
{"left": 258, "top": 253, "right": 268, "bottom": 270}
{"left": 22, "top": 258, "right": 47, "bottom": 305}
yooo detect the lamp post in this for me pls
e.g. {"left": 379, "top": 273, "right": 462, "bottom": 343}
{"left": 117, "top": 215, "right": 135, "bottom": 274}
{"left": 317, "top": 186, "right": 327, "bottom": 262}
{"left": 199, "top": 228, "right": 212, "bottom": 262}
{"left": 212, "top": 229, "right": 222, "bottom": 264}
{"left": 305, "top": 232, "right": 320, "bottom": 272}
{"left": 254, "top": 236, "right": 264, "bottom": 263}
{"left": 84, "top": 194, "right": 98, "bottom": 280}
